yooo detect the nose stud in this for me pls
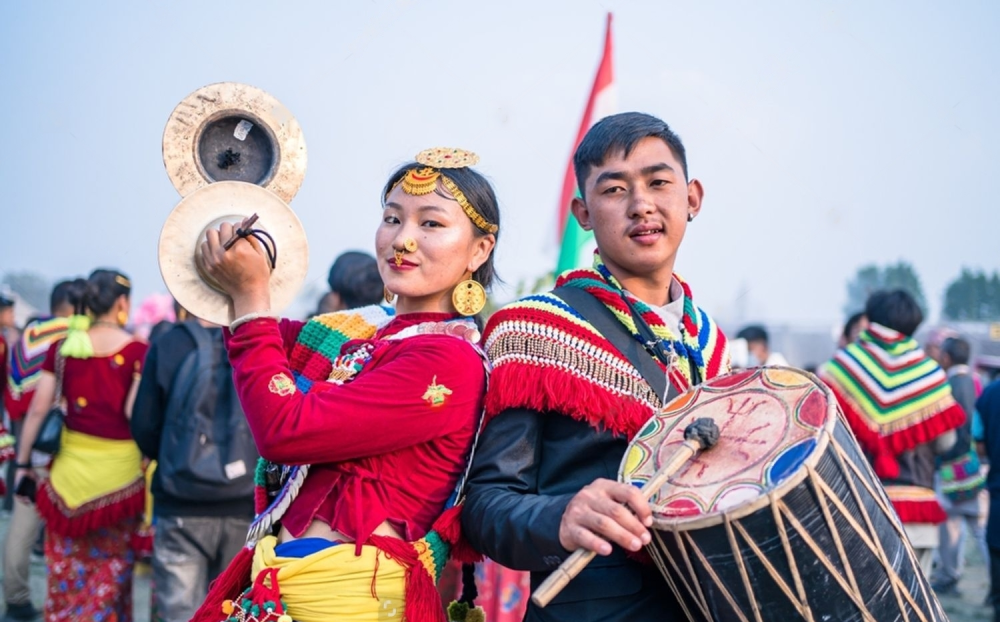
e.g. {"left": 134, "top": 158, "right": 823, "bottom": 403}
{"left": 394, "top": 238, "right": 418, "bottom": 266}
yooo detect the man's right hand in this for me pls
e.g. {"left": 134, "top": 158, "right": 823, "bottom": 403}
{"left": 558, "top": 478, "right": 653, "bottom": 556}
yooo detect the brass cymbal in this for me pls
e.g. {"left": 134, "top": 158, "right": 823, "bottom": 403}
{"left": 162, "top": 82, "right": 307, "bottom": 202}
{"left": 158, "top": 181, "right": 308, "bottom": 326}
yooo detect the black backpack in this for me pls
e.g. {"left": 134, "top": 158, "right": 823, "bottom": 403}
{"left": 157, "top": 321, "right": 258, "bottom": 501}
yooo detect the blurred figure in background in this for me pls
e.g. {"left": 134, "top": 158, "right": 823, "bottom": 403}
{"left": 14, "top": 269, "right": 148, "bottom": 622}
{"left": 820, "top": 290, "right": 964, "bottom": 575}
{"left": 736, "top": 324, "right": 788, "bottom": 366}
{"left": 838, "top": 311, "right": 868, "bottom": 348}
{"left": 318, "top": 250, "right": 384, "bottom": 314}
{"left": 2, "top": 280, "right": 80, "bottom": 622}
{"left": 931, "top": 336, "right": 987, "bottom": 595}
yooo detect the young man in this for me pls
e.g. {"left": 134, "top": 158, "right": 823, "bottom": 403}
{"left": 463, "top": 112, "right": 730, "bottom": 621}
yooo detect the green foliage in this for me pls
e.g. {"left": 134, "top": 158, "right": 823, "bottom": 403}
{"left": 844, "top": 261, "right": 927, "bottom": 315}
{"left": 942, "top": 268, "right": 1000, "bottom": 321}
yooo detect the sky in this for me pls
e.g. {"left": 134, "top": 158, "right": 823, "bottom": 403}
{"left": 2, "top": 0, "right": 998, "bottom": 329}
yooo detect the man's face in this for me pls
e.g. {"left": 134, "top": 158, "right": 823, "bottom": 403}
{"left": 0, "top": 306, "right": 13, "bottom": 329}
{"left": 571, "top": 137, "right": 702, "bottom": 286}
{"left": 747, "top": 340, "right": 769, "bottom": 366}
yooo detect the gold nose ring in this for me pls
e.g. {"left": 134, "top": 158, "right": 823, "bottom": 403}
{"left": 404, "top": 238, "right": 418, "bottom": 253}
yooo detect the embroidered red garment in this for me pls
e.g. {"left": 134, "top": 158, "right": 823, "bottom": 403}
{"left": 42, "top": 340, "right": 147, "bottom": 440}
{"left": 225, "top": 312, "right": 484, "bottom": 549}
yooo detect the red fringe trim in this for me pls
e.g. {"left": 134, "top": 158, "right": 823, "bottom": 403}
{"left": 484, "top": 364, "right": 654, "bottom": 439}
{"left": 36, "top": 478, "right": 145, "bottom": 537}
{"left": 431, "top": 505, "right": 481, "bottom": 564}
{"left": 369, "top": 535, "right": 446, "bottom": 622}
{"left": 828, "top": 385, "right": 965, "bottom": 480}
{"left": 891, "top": 499, "right": 947, "bottom": 525}
{"left": 190, "top": 546, "right": 254, "bottom": 622}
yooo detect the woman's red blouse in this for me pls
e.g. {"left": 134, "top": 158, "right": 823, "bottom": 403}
{"left": 43, "top": 340, "right": 147, "bottom": 441}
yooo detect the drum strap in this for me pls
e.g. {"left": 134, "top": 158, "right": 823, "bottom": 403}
{"left": 553, "top": 286, "right": 689, "bottom": 404}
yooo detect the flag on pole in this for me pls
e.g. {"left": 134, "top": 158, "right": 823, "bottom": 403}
{"left": 554, "top": 13, "right": 616, "bottom": 274}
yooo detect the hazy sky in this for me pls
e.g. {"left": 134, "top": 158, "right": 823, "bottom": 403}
{"left": 2, "top": 1, "right": 998, "bottom": 328}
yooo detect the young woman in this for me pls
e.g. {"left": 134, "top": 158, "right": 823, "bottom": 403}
{"left": 15, "top": 269, "right": 147, "bottom": 622}
{"left": 191, "top": 148, "right": 500, "bottom": 622}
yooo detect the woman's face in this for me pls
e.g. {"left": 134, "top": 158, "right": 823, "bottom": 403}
{"left": 376, "top": 181, "right": 495, "bottom": 314}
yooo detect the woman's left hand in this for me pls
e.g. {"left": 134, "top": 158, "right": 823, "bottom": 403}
{"left": 199, "top": 219, "right": 272, "bottom": 310}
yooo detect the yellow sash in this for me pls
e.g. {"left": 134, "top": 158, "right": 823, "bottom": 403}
{"left": 252, "top": 536, "right": 407, "bottom": 622}
{"left": 49, "top": 428, "right": 143, "bottom": 509}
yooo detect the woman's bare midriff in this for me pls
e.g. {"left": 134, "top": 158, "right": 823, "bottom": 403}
{"left": 278, "top": 519, "right": 402, "bottom": 545}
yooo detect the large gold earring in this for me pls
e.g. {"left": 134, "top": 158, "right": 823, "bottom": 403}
{"left": 384, "top": 287, "right": 395, "bottom": 304}
{"left": 452, "top": 280, "right": 486, "bottom": 316}
{"left": 117, "top": 311, "right": 128, "bottom": 327}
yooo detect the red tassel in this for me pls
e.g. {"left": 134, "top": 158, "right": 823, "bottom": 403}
{"left": 254, "top": 485, "right": 269, "bottom": 515}
{"left": 369, "top": 535, "right": 446, "bottom": 622}
{"left": 891, "top": 499, "right": 948, "bottom": 525}
{"left": 873, "top": 451, "right": 900, "bottom": 480}
{"left": 190, "top": 546, "right": 254, "bottom": 622}
{"left": 485, "top": 365, "right": 654, "bottom": 439}
{"left": 36, "top": 480, "right": 145, "bottom": 537}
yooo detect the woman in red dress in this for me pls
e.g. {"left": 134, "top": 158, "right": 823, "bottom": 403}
{"left": 15, "top": 269, "right": 147, "bottom": 622}
{"left": 189, "top": 148, "right": 500, "bottom": 622}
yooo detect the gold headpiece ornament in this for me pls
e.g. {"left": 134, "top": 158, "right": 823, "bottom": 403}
{"left": 391, "top": 148, "right": 498, "bottom": 235}
{"left": 115, "top": 275, "right": 132, "bottom": 289}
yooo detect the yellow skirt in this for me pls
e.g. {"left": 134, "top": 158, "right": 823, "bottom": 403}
{"left": 251, "top": 536, "right": 407, "bottom": 622}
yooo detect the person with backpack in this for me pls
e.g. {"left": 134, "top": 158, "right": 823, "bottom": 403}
{"left": 131, "top": 312, "right": 257, "bottom": 622}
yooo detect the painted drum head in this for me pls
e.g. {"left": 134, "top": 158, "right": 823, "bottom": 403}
{"left": 158, "top": 181, "right": 308, "bottom": 326}
{"left": 162, "top": 82, "right": 307, "bottom": 202}
{"left": 620, "top": 367, "right": 839, "bottom": 529}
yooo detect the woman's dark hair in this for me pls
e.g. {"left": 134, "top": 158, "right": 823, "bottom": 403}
{"left": 50, "top": 278, "right": 87, "bottom": 314}
{"left": 382, "top": 163, "right": 501, "bottom": 289}
{"left": 81, "top": 269, "right": 131, "bottom": 316}
{"left": 865, "top": 289, "right": 923, "bottom": 337}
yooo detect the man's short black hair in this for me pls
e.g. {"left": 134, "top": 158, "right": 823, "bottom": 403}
{"left": 941, "top": 336, "right": 971, "bottom": 366}
{"left": 865, "top": 290, "right": 923, "bottom": 337}
{"left": 573, "top": 112, "right": 689, "bottom": 196}
{"left": 327, "top": 251, "right": 384, "bottom": 310}
{"left": 736, "top": 325, "right": 769, "bottom": 345}
{"left": 842, "top": 311, "right": 866, "bottom": 343}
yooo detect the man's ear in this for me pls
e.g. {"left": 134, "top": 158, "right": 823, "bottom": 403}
{"left": 687, "top": 178, "right": 704, "bottom": 220}
{"left": 570, "top": 196, "right": 592, "bottom": 231}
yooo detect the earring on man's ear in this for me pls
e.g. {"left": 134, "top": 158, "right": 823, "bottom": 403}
{"left": 452, "top": 280, "right": 487, "bottom": 317}
{"left": 687, "top": 213, "right": 695, "bottom": 222}
{"left": 384, "top": 287, "right": 395, "bottom": 304}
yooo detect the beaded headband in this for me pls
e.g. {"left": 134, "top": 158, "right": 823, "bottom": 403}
{"left": 389, "top": 148, "right": 499, "bottom": 235}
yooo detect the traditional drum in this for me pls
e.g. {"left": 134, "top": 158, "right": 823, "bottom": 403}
{"left": 619, "top": 367, "right": 947, "bottom": 622}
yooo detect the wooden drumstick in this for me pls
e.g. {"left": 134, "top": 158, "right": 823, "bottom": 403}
{"left": 532, "top": 417, "right": 720, "bottom": 608}
{"left": 223, "top": 213, "right": 260, "bottom": 250}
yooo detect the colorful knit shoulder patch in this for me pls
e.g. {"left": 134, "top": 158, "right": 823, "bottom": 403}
{"left": 483, "top": 279, "right": 729, "bottom": 440}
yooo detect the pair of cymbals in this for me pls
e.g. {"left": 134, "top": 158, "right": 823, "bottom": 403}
{"left": 159, "top": 83, "right": 309, "bottom": 326}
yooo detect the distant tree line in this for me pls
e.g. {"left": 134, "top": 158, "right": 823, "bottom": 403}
{"left": 844, "top": 262, "right": 1000, "bottom": 322}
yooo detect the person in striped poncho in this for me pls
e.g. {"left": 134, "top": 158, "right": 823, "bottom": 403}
{"left": 820, "top": 289, "right": 965, "bottom": 575}
{"left": 462, "top": 112, "right": 730, "bottom": 622}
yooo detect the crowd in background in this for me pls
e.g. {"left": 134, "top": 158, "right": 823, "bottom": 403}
{"left": 0, "top": 262, "right": 998, "bottom": 621}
